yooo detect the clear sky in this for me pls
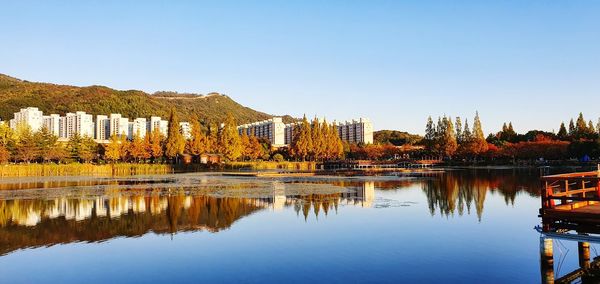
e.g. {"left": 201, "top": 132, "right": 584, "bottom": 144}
{"left": 1, "top": 1, "right": 599, "bottom": 134}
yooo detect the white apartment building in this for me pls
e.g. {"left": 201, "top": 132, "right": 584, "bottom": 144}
{"left": 238, "top": 117, "right": 286, "bottom": 147}
{"left": 243, "top": 116, "right": 374, "bottom": 146}
{"left": 9, "top": 107, "right": 44, "bottom": 131}
{"left": 109, "top": 114, "right": 129, "bottom": 138}
{"left": 336, "top": 118, "right": 373, "bottom": 144}
{"left": 61, "top": 111, "right": 94, "bottom": 139}
{"left": 95, "top": 115, "right": 110, "bottom": 142}
{"left": 147, "top": 116, "right": 168, "bottom": 136}
{"left": 42, "top": 114, "right": 61, "bottom": 137}
{"left": 129, "top": 118, "right": 147, "bottom": 139}
{"left": 179, "top": 122, "right": 191, "bottom": 140}
{"left": 284, "top": 122, "right": 297, "bottom": 146}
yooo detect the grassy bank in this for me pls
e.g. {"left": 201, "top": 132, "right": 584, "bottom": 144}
{"left": 224, "top": 161, "right": 318, "bottom": 171}
{"left": 0, "top": 163, "right": 173, "bottom": 177}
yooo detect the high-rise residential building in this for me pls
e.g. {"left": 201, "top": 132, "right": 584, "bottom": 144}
{"left": 238, "top": 117, "right": 286, "bottom": 147}
{"left": 129, "top": 118, "right": 147, "bottom": 139}
{"left": 179, "top": 122, "right": 191, "bottom": 140}
{"left": 109, "top": 114, "right": 129, "bottom": 138}
{"left": 336, "top": 118, "right": 373, "bottom": 144}
{"left": 147, "top": 116, "right": 168, "bottom": 136}
{"left": 9, "top": 107, "right": 44, "bottom": 131}
{"left": 60, "top": 111, "right": 94, "bottom": 139}
{"left": 284, "top": 122, "right": 297, "bottom": 146}
{"left": 95, "top": 115, "right": 110, "bottom": 142}
{"left": 42, "top": 114, "right": 61, "bottom": 137}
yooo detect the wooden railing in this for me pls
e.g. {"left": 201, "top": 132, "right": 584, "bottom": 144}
{"left": 541, "top": 171, "right": 600, "bottom": 211}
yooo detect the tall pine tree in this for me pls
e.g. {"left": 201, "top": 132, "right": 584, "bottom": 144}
{"left": 164, "top": 108, "right": 185, "bottom": 162}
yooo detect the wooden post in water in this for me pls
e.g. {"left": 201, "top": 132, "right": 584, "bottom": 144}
{"left": 578, "top": 241, "right": 591, "bottom": 269}
{"left": 540, "top": 237, "right": 554, "bottom": 284}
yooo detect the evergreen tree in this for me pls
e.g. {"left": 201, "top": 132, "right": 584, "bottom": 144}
{"left": 588, "top": 120, "right": 596, "bottom": 135}
{"left": 470, "top": 111, "right": 488, "bottom": 155}
{"left": 568, "top": 119, "right": 576, "bottom": 137}
{"left": 557, "top": 122, "right": 568, "bottom": 140}
{"left": 219, "top": 113, "right": 242, "bottom": 161}
{"left": 576, "top": 112, "right": 588, "bottom": 136}
{"left": 597, "top": 118, "right": 600, "bottom": 135}
{"left": 424, "top": 116, "right": 436, "bottom": 152}
{"left": 164, "top": 108, "right": 186, "bottom": 161}
{"left": 463, "top": 119, "right": 472, "bottom": 142}
{"left": 455, "top": 117, "right": 463, "bottom": 144}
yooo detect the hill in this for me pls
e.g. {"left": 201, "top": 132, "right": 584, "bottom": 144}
{"left": 0, "top": 74, "right": 290, "bottom": 125}
{"left": 374, "top": 130, "right": 423, "bottom": 146}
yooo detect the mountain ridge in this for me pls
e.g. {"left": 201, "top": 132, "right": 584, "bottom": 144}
{"left": 0, "top": 73, "right": 292, "bottom": 125}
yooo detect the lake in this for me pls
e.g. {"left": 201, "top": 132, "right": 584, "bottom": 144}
{"left": 0, "top": 169, "right": 592, "bottom": 283}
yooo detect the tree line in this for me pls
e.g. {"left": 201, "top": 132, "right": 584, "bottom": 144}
{"left": 289, "top": 116, "right": 344, "bottom": 161}
{"left": 0, "top": 109, "right": 347, "bottom": 164}
{"left": 421, "top": 112, "right": 600, "bottom": 161}
{"left": 423, "top": 112, "right": 488, "bottom": 158}
{"left": 0, "top": 109, "right": 268, "bottom": 164}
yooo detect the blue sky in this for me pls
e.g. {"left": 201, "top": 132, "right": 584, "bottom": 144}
{"left": 1, "top": 1, "right": 599, "bottom": 134}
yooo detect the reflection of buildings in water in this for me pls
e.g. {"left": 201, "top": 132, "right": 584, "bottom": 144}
{"left": 272, "top": 181, "right": 286, "bottom": 211}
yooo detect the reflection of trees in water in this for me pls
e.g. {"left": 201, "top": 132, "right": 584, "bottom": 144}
{"left": 422, "top": 170, "right": 539, "bottom": 220}
{"left": 0, "top": 184, "right": 373, "bottom": 256}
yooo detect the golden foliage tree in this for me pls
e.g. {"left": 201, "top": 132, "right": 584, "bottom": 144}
{"left": 105, "top": 135, "right": 121, "bottom": 163}
{"left": 164, "top": 108, "right": 185, "bottom": 161}
{"left": 219, "top": 113, "right": 242, "bottom": 161}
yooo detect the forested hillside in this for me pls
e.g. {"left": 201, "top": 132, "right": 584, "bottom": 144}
{"left": 0, "top": 74, "right": 284, "bottom": 124}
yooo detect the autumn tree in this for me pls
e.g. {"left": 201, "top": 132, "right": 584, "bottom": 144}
{"left": 79, "top": 136, "right": 98, "bottom": 163}
{"left": 15, "top": 126, "right": 38, "bottom": 163}
{"left": 218, "top": 113, "right": 242, "bottom": 161}
{"left": 164, "top": 108, "right": 185, "bottom": 162}
{"left": 248, "top": 135, "right": 263, "bottom": 160}
{"left": 34, "top": 126, "right": 57, "bottom": 162}
{"left": 105, "top": 135, "right": 122, "bottom": 163}
{"left": 187, "top": 120, "right": 207, "bottom": 159}
{"left": 207, "top": 123, "right": 219, "bottom": 153}
{"left": 149, "top": 129, "right": 164, "bottom": 162}
{"left": 311, "top": 118, "right": 325, "bottom": 160}
{"left": 439, "top": 116, "right": 457, "bottom": 158}
{"left": 0, "top": 144, "right": 9, "bottom": 164}
{"left": 291, "top": 115, "right": 313, "bottom": 161}
{"left": 240, "top": 129, "right": 251, "bottom": 160}
{"left": 470, "top": 111, "right": 488, "bottom": 156}
{"left": 129, "top": 132, "right": 149, "bottom": 162}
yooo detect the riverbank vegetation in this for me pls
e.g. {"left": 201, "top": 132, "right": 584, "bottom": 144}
{"left": 420, "top": 112, "right": 600, "bottom": 162}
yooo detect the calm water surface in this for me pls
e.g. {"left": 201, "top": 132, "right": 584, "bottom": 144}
{"left": 0, "top": 170, "right": 592, "bottom": 283}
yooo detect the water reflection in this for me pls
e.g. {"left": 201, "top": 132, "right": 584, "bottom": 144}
{"left": 0, "top": 182, "right": 375, "bottom": 256}
{"left": 422, "top": 170, "right": 539, "bottom": 219}
{"left": 0, "top": 170, "right": 541, "bottom": 258}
